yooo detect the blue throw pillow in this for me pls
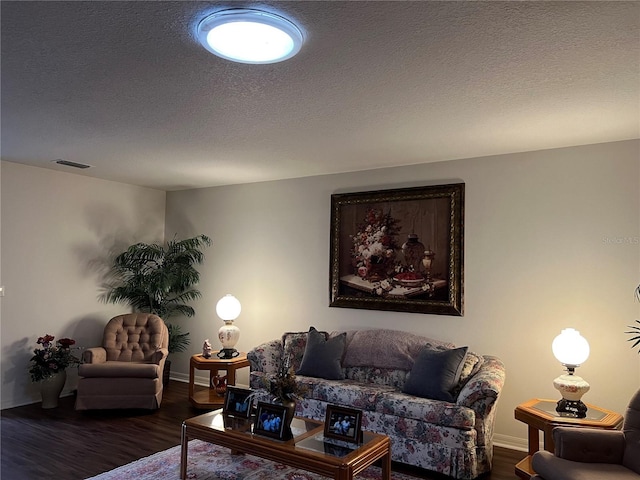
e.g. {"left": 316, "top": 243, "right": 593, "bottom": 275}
{"left": 296, "top": 327, "right": 346, "bottom": 380}
{"left": 402, "top": 346, "right": 468, "bottom": 402}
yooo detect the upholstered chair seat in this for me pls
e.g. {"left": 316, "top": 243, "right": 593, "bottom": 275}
{"left": 75, "top": 313, "right": 169, "bottom": 410}
{"left": 531, "top": 388, "right": 640, "bottom": 480}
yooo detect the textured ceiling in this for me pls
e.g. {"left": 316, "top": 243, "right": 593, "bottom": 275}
{"left": 2, "top": 1, "right": 639, "bottom": 191}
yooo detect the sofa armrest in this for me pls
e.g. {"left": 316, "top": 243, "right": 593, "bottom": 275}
{"left": 83, "top": 347, "right": 107, "bottom": 364}
{"left": 553, "top": 426, "right": 625, "bottom": 463}
{"left": 247, "top": 339, "right": 284, "bottom": 375}
{"left": 456, "top": 355, "right": 505, "bottom": 418}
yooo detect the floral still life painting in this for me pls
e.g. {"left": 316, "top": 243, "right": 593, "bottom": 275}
{"left": 330, "top": 183, "right": 464, "bottom": 316}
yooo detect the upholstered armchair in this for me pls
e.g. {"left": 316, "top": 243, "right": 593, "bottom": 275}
{"left": 531, "top": 388, "right": 640, "bottom": 480}
{"left": 75, "top": 313, "right": 169, "bottom": 410}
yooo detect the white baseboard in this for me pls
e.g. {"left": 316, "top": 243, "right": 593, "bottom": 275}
{"left": 170, "top": 372, "right": 190, "bottom": 383}
{"left": 1, "top": 388, "right": 77, "bottom": 410}
{"left": 493, "top": 433, "right": 528, "bottom": 452}
{"left": 169, "top": 372, "right": 208, "bottom": 386}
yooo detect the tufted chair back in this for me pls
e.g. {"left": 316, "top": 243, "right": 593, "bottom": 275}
{"left": 102, "top": 313, "right": 168, "bottom": 362}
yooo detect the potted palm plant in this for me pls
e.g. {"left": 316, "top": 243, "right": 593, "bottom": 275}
{"left": 104, "top": 234, "right": 212, "bottom": 384}
{"left": 625, "top": 285, "right": 640, "bottom": 352}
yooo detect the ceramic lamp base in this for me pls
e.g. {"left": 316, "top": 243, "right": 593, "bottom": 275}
{"left": 217, "top": 348, "right": 239, "bottom": 359}
{"left": 553, "top": 373, "right": 590, "bottom": 418}
{"left": 218, "top": 319, "right": 240, "bottom": 356}
{"left": 556, "top": 398, "right": 588, "bottom": 417}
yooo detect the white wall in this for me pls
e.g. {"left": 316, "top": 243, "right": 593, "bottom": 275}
{"left": 165, "top": 140, "right": 639, "bottom": 450}
{"left": 0, "top": 161, "right": 166, "bottom": 408}
{"left": 1, "top": 140, "right": 637, "bottom": 448}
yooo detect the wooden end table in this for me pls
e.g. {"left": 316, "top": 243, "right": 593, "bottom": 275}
{"left": 514, "top": 398, "right": 623, "bottom": 479}
{"left": 188, "top": 353, "right": 250, "bottom": 409}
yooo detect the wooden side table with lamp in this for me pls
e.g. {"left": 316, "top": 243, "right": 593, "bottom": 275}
{"left": 188, "top": 293, "right": 249, "bottom": 409}
{"left": 515, "top": 328, "right": 623, "bottom": 479}
{"left": 514, "top": 398, "right": 623, "bottom": 479}
{"left": 188, "top": 353, "right": 250, "bottom": 409}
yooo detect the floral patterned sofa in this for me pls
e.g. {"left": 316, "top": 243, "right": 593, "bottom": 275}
{"left": 247, "top": 328, "right": 505, "bottom": 480}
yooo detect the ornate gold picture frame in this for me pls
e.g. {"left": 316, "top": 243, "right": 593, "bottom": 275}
{"left": 330, "top": 183, "right": 464, "bottom": 316}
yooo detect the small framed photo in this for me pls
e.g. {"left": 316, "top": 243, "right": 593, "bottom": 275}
{"left": 324, "top": 404, "right": 362, "bottom": 443}
{"left": 223, "top": 386, "right": 253, "bottom": 418}
{"left": 254, "top": 402, "right": 288, "bottom": 440}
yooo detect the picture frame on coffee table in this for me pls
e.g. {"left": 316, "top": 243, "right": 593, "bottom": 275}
{"left": 329, "top": 183, "right": 464, "bottom": 316}
{"left": 324, "top": 404, "right": 362, "bottom": 443}
{"left": 223, "top": 386, "right": 253, "bottom": 418}
{"left": 254, "top": 402, "right": 288, "bottom": 440}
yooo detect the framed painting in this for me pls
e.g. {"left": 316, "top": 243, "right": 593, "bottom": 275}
{"left": 329, "top": 183, "right": 464, "bottom": 316}
{"left": 323, "top": 404, "right": 362, "bottom": 443}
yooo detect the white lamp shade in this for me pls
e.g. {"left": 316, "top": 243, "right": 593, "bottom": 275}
{"left": 552, "top": 328, "right": 590, "bottom": 366}
{"left": 216, "top": 294, "right": 241, "bottom": 321}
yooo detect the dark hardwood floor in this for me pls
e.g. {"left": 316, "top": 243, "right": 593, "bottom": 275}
{"left": 1, "top": 381, "right": 525, "bottom": 479}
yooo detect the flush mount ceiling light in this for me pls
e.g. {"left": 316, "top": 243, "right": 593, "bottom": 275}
{"left": 197, "top": 9, "right": 304, "bottom": 64}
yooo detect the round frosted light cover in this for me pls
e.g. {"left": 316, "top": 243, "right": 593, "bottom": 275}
{"left": 552, "top": 328, "right": 590, "bottom": 366}
{"left": 197, "top": 9, "right": 304, "bottom": 64}
{"left": 216, "top": 294, "right": 241, "bottom": 321}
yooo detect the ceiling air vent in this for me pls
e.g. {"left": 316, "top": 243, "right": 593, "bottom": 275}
{"left": 53, "top": 159, "right": 91, "bottom": 169}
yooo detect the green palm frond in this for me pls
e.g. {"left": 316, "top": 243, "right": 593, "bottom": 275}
{"left": 627, "top": 286, "right": 640, "bottom": 353}
{"left": 103, "top": 234, "right": 211, "bottom": 353}
{"left": 626, "top": 320, "right": 640, "bottom": 352}
{"left": 167, "top": 323, "right": 190, "bottom": 354}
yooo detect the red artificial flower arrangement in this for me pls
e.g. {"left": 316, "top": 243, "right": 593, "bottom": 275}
{"left": 28, "top": 334, "right": 79, "bottom": 382}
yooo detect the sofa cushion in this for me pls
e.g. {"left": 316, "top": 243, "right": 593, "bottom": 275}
{"left": 344, "top": 366, "right": 409, "bottom": 388}
{"left": 341, "top": 329, "right": 455, "bottom": 371}
{"left": 296, "top": 375, "right": 476, "bottom": 429}
{"left": 297, "top": 376, "right": 395, "bottom": 412}
{"left": 296, "top": 327, "right": 346, "bottom": 380}
{"left": 378, "top": 391, "right": 476, "bottom": 429}
{"left": 402, "top": 346, "right": 468, "bottom": 402}
{"left": 282, "top": 329, "right": 327, "bottom": 373}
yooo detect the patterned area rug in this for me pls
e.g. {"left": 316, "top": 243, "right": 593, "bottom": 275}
{"left": 86, "top": 439, "right": 418, "bottom": 480}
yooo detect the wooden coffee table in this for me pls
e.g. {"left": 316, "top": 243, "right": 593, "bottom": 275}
{"left": 181, "top": 409, "right": 391, "bottom": 480}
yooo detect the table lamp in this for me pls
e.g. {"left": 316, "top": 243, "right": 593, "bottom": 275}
{"left": 552, "top": 328, "right": 590, "bottom": 417}
{"left": 216, "top": 294, "right": 241, "bottom": 359}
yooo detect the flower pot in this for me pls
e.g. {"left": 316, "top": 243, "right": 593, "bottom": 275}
{"left": 40, "top": 370, "right": 67, "bottom": 409}
{"left": 280, "top": 399, "right": 296, "bottom": 433}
